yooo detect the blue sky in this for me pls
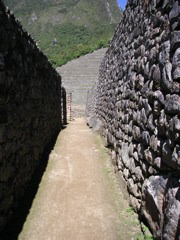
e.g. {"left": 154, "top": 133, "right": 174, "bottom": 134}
{"left": 117, "top": 0, "right": 127, "bottom": 10}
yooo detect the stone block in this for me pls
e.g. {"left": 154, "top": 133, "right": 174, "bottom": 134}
{"left": 162, "top": 140, "right": 177, "bottom": 169}
{"left": 128, "top": 142, "right": 134, "bottom": 157}
{"left": 134, "top": 166, "right": 144, "bottom": 182}
{"left": 123, "top": 168, "right": 129, "bottom": 180}
{"left": 154, "top": 100, "right": 161, "bottom": 116}
{"left": 137, "top": 143, "right": 145, "bottom": 160}
{"left": 127, "top": 178, "right": 140, "bottom": 198}
{"left": 0, "top": 124, "right": 6, "bottom": 144}
{"left": 0, "top": 162, "right": 14, "bottom": 182}
{"left": 152, "top": 64, "right": 161, "bottom": 90}
{"left": 150, "top": 135, "right": 161, "bottom": 155}
{"left": 142, "top": 175, "right": 168, "bottom": 239}
{"left": 142, "top": 131, "right": 150, "bottom": 146}
{"left": 129, "top": 157, "right": 136, "bottom": 174}
{"left": 147, "top": 114, "right": 155, "bottom": 132}
{"left": 132, "top": 125, "right": 141, "bottom": 142}
{"left": 171, "top": 31, "right": 180, "bottom": 51}
{"left": 154, "top": 90, "right": 165, "bottom": 105}
{"left": 140, "top": 108, "right": 147, "bottom": 127}
{"left": 0, "top": 53, "right": 4, "bottom": 70}
{"left": 144, "top": 148, "right": 157, "bottom": 166}
{"left": 172, "top": 66, "right": 180, "bottom": 81}
{"left": 162, "top": 178, "right": 180, "bottom": 240}
{"left": 129, "top": 194, "right": 141, "bottom": 211}
{"left": 135, "top": 74, "right": 144, "bottom": 90}
{"left": 158, "top": 109, "right": 168, "bottom": 137}
{"left": 121, "top": 142, "right": 130, "bottom": 168}
{"left": 0, "top": 71, "right": 5, "bottom": 85}
{"left": 169, "top": 116, "right": 180, "bottom": 141}
{"left": 140, "top": 81, "right": 151, "bottom": 98}
{"left": 162, "top": 62, "right": 173, "bottom": 92}
{"left": 172, "top": 48, "right": 180, "bottom": 69}
{"left": 165, "top": 94, "right": 180, "bottom": 114}
{"left": 171, "top": 145, "right": 180, "bottom": 170}
{"left": 117, "top": 155, "right": 124, "bottom": 171}
{"left": 133, "top": 151, "right": 138, "bottom": 162}
{"left": 159, "top": 41, "right": 170, "bottom": 65}
{"left": 0, "top": 195, "right": 13, "bottom": 214}
{"left": 169, "top": 1, "right": 179, "bottom": 21}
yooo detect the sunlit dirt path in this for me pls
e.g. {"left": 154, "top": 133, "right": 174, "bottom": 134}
{"left": 19, "top": 118, "right": 141, "bottom": 240}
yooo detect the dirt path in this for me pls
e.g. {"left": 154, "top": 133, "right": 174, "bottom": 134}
{"left": 19, "top": 118, "right": 142, "bottom": 240}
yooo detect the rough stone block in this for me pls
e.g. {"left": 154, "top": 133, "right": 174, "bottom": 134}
{"left": 132, "top": 125, "right": 141, "bottom": 142}
{"left": 162, "top": 62, "right": 173, "bottom": 92}
{"left": 159, "top": 41, "right": 170, "bottom": 65}
{"left": 128, "top": 178, "right": 140, "bottom": 198}
{"left": 173, "top": 66, "right": 180, "bottom": 80}
{"left": 0, "top": 162, "right": 14, "bottom": 182}
{"left": 137, "top": 143, "right": 145, "bottom": 160}
{"left": 165, "top": 94, "right": 180, "bottom": 114}
{"left": 142, "top": 131, "right": 150, "bottom": 146}
{"left": 162, "top": 178, "right": 180, "bottom": 240}
{"left": 121, "top": 142, "right": 130, "bottom": 168}
{"left": 162, "top": 140, "right": 177, "bottom": 169}
{"left": 171, "top": 31, "right": 180, "bottom": 51}
{"left": 129, "top": 194, "right": 141, "bottom": 211}
{"left": 169, "top": 1, "right": 179, "bottom": 22}
{"left": 171, "top": 145, "right": 180, "bottom": 170}
{"left": 150, "top": 135, "right": 161, "bottom": 155}
{"left": 123, "top": 168, "right": 129, "bottom": 180}
{"left": 152, "top": 64, "right": 161, "bottom": 90}
{"left": 172, "top": 48, "right": 180, "bottom": 69}
{"left": 0, "top": 71, "right": 5, "bottom": 85}
{"left": 134, "top": 166, "right": 143, "bottom": 182}
{"left": 154, "top": 90, "right": 165, "bottom": 105}
{"left": 0, "top": 53, "right": 4, "bottom": 70}
{"left": 142, "top": 175, "right": 168, "bottom": 239}
{"left": 169, "top": 116, "right": 180, "bottom": 141}
{"left": 0, "top": 125, "right": 6, "bottom": 144}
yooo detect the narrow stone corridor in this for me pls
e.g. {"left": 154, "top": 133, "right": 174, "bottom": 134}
{"left": 18, "top": 118, "right": 142, "bottom": 240}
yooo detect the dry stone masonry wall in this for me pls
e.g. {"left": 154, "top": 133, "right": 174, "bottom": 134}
{"left": 61, "top": 87, "right": 67, "bottom": 125}
{"left": 0, "top": 0, "right": 64, "bottom": 230}
{"left": 86, "top": 0, "right": 180, "bottom": 239}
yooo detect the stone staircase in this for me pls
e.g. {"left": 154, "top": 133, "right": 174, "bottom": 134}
{"left": 56, "top": 48, "right": 107, "bottom": 117}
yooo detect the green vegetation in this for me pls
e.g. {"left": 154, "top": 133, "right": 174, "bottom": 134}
{"left": 125, "top": 207, "right": 154, "bottom": 239}
{"left": 38, "top": 22, "right": 115, "bottom": 67}
{"left": 4, "top": 0, "right": 122, "bottom": 66}
{"left": 136, "top": 234, "right": 154, "bottom": 240}
{"left": 126, "top": 206, "right": 135, "bottom": 214}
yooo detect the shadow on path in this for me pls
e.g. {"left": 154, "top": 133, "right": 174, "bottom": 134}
{"left": 0, "top": 127, "right": 67, "bottom": 240}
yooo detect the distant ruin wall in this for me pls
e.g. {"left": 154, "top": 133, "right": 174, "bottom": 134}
{"left": 0, "top": 0, "right": 63, "bottom": 229}
{"left": 86, "top": 0, "right": 180, "bottom": 239}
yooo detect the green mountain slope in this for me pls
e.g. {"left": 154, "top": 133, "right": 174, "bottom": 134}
{"left": 4, "top": 0, "right": 122, "bottom": 66}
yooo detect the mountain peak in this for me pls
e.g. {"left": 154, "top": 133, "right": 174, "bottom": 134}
{"left": 4, "top": 0, "right": 122, "bottom": 66}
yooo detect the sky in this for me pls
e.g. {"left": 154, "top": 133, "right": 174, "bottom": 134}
{"left": 117, "top": 0, "right": 127, "bottom": 10}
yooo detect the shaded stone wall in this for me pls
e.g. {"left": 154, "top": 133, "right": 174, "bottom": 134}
{"left": 61, "top": 87, "right": 67, "bottom": 125}
{"left": 0, "top": 0, "right": 63, "bottom": 230}
{"left": 86, "top": 0, "right": 180, "bottom": 239}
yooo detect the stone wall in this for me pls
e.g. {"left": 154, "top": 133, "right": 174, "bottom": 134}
{"left": 86, "top": 0, "right": 180, "bottom": 239}
{"left": 0, "top": 0, "right": 63, "bottom": 230}
{"left": 61, "top": 87, "right": 67, "bottom": 125}
{"left": 56, "top": 48, "right": 107, "bottom": 118}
